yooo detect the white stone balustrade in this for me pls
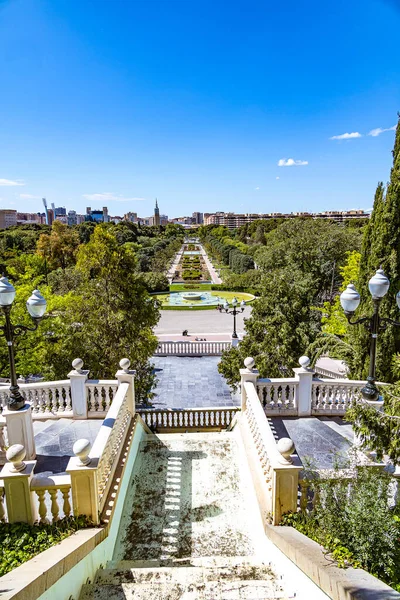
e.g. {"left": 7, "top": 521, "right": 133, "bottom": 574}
{"left": 241, "top": 374, "right": 301, "bottom": 525}
{"left": 155, "top": 340, "right": 231, "bottom": 356}
{"left": 67, "top": 360, "right": 136, "bottom": 524}
{"left": 31, "top": 473, "right": 72, "bottom": 523}
{"left": 137, "top": 406, "right": 240, "bottom": 431}
{"left": 240, "top": 355, "right": 381, "bottom": 417}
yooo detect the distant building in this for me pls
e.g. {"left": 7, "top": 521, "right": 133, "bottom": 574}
{"left": 17, "top": 212, "right": 44, "bottom": 225}
{"left": 55, "top": 215, "right": 68, "bottom": 224}
{"left": 47, "top": 209, "right": 54, "bottom": 226}
{"left": 68, "top": 210, "right": 77, "bottom": 226}
{"left": 85, "top": 207, "right": 109, "bottom": 223}
{"left": 125, "top": 212, "right": 138, "bottom": 223}
{"left": 203, "top": 210, "right": 370, "bottom": 230}
{"left": 192, "top": 212, "right": 203, "bottom": 224}
{"left": 54, "top": 207, "right": 66, "bottom": 217}
{"left": 154, "top": 199, "right": 160, "bottom": 227}
{"left": 0, "top": 210, "right": 17, "bottom": 229}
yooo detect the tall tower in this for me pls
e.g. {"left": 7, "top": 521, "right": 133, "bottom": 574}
{"left": 154, "top": 198, "right": 160, "bottom": 227}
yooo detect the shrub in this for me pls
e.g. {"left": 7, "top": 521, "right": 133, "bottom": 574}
{"left": 182, "top": 269, "right": 202, "bottom": 280}
{"left": 0, "top": 515, "right": 93, "bottom": 577}
{"left": 281, "top": 461, "right": 400, "bottom": 589}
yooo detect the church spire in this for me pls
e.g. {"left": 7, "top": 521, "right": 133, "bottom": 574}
{"left": 154, "top": 198, "right": 160, "bottom": 226}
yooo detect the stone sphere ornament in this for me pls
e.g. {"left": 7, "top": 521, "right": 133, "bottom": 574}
{"left": 244, "top": 357, "right": 255, "bottom": 371}
{"left": 119, "top": 358, "right": 131, "bottom": 372}
{"left": 277, "top": 437, "right": 295, "bottom": 464}
{"left": 298, "top": 356, "right": 311, "bottom": 369}
{"left": 6, "top": 444, "right": 27, "bottom": 472}
{"left": 73, "top": 439, "right": 92, "bottom": 466}
{"left": 72, "top": 358, "right": 84, "bottom": 372}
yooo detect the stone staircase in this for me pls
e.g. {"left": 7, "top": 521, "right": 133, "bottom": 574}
{"left": 79, "top": 431, "right": 325, "bottom": 600}
{"left": 80, "top": 557, "right": 288, "bottom": 599}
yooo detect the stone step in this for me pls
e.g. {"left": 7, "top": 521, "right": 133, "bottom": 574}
{"left": 95, "top": 558, "right": 276, "bottom": 585}
{"left": 80, "top": 577, "right": 287, "bottom": 600}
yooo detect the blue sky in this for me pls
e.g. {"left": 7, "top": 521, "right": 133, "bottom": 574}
{"left": 0, "top": 0, "right": 399, "bottom": 218}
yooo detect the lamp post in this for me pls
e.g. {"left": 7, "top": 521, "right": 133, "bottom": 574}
{"left": 222, "top": 297, "right": 246, "bottom": 339}
{"left": 340, "top": 268, "right": 400, "bottom": 403}
{"left": 0, "top": 277, "right": 47, "bottom": 411}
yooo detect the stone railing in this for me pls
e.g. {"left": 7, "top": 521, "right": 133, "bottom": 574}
{"left": 0, "top": 444, "right": 72, "bottom": 524}
{"left": 311, "top": 379, "right": 363, "bottom": 415}
{"left": 0, "top": 359, "right": 136, "bottom": 525}
{"left": 86, "top": 380, "right": 119, "bottom": 416}
{"left": 240, "top": 373, "right": 301, "bottom": 525}
{"left": 90, "top": 382, "right": 132, "bottom": 513}
{"left": 137, "top": 406, "right": 239, "bottom": 431}
{"left": 0, "top": 380, "right": 73, "bottom": 417}
{"left": 257, "top": 378, "right": 298, "bottom": 415}
{"left": 31, "top": 473, "right": 72, "bottom": 523}
{"left": 154, "top": 340, "right": 231, "bottom": 356}
{"left": 241, "top": 355, "right": 382, "bottom": 417}
{"left": 67, "top": 359, "right": 136, "bottom": 524}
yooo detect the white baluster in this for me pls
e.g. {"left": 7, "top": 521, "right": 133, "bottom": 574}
{"left": 36, "top": 489, "right": 48, "bottom": 523}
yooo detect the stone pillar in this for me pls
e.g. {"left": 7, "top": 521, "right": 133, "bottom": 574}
{"left": 272, "top": 438, "right": 302, "bottom": 525}
{"left": 67, "top": 439, "right": 100, "bottom": 524}
{"left": 116, "top": 358, "right": 136, "bottom": 416}
{"left": 239, "top": 357, "right": 259, "bottom": 411}
{"left": 1, "top": 445, "right": 37, "bottom": 524}
{"left": 68, "top": 358, "right": 89, "bottom": 419}
{"left": 292, "top": 356, "right": 315, "bottom": 417}
{"left": 3, "top": 403, "right": 36, "bottom": 459}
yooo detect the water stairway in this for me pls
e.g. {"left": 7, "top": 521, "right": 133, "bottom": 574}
{"left": 80, "top": 431, "right": 327, "bottom": 600}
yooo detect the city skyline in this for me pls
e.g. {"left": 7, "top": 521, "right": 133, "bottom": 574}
{"left": 0, "top": 1, "right": 399, "bottom": 216}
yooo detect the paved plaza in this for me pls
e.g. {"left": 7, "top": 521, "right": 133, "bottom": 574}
{"left": 155, "top": 307, "right": 251, "bottom": 337}
{"left": 146, "top": 356, "right": 240, "bottom": 409}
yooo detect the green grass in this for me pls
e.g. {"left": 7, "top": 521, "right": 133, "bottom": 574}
{"left": 155, "top": 289, "right": 255, "bottom": 310}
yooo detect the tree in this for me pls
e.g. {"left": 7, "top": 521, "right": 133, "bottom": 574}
{"left": 218, "top": 268, "right": 319, "bottom": 387}
{"left": 348, "top": 117, "right": 400, "bottom": 383}
{"left": 37, "top": 221, "right": 80, "bottom": 270}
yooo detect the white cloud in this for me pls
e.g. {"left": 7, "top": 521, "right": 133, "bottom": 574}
{"left": 367, "top": 125, "right": 396, "bottom": 137}
{"left": 330, "top": 132, "right": 362, "bottom": 140}
{"left": 19, "top": 193, "right": 40, "bottom": 199}
{"left": 277, "top": 158, "right": 308, "bottom": 167}
{"left": 276, "top": 176, "right": 280, "bottom": 180}
{"left": 255, "top": 186, "right": 260, "bottom": 190}
{"left": 82, "top": 192, "right": 146, "bottom": 202}
{"left": 0, "top": 178, "right": 25, "bottom": 186}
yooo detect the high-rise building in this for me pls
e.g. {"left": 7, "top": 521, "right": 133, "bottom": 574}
{"left": 103, "top": 206, "right": 110, "bottom": 223}
{"left": 0, "top": 210, "right": 17, "bottom": 229}
{"left": 154, "top": 199, "right": 160, "bottom": 227}
{"left": 192, "top": 212, "right": 203, "bottom": 224}
{"left": 54, "top": 207, "right": 67, "bottom": 216}
{"left": 68, "top": 210, "right": 77, "bottom": 226}
{"left": 125, "top": 212, "right": 138, "bottom": 223}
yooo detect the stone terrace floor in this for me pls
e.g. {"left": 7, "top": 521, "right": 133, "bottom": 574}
{"left": 145, "top": 356, "right": 240, "bottom": 409}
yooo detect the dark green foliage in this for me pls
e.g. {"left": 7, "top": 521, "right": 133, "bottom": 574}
{"left": 218, "top": 269, "right": 319, "bottom": 387}
{"left": 0, "top": 515, "right": 93, "bottom": 577}
{"left": 182, "top": 269, "right": 202, "bottom": 280}
{"left": 281, "top": 464, "right": 400, "bottom": 589}
{"left": 349, "top": 117, "right": 400, "bottom": 382}
{"left": 141, "top": 272, "right": 169, "bottom": 293}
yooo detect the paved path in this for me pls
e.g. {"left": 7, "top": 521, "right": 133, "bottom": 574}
{"left": 167, "top": 245, "right": 184, "bottom": 282}
{"left": 155, "top": 308, "right": 250, "bottom": 336}
{"left": 200, "top": 245, "right": 222, "bottom": 283}
{"left": 146, "top": 356, "right": 240, "bottom": 409}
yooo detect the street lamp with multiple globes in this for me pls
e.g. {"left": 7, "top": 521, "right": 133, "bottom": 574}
{"left": 340, "top": 268, "right": 400, "bottom": 403}
{"left": 0, "top": 277, "right": 47, "bottom": 411}
{"left": 222, "top": 297, "right": 246, "bottom": 339}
